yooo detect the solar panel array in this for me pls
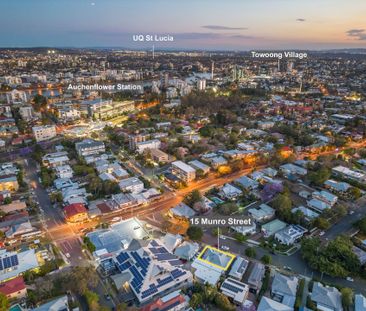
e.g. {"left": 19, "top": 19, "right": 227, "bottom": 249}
{"left": 221, "top": 282, "right": 241, "bottom": 294}
{"left": 157, "top": 275, "right": 173, "bottom": 287}
{"left": 115, "top": 240, "right": 189, "bottom": 300}
{"left": 171, "top": 268, "right": 186, "bottom": 278}
{"left": 0, "top": 255, "right": 18, "bottom": 271}
{"left": 141, "top": 284, "right": 158, "bottom": 299}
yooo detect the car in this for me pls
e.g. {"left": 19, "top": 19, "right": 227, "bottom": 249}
{"left": 111, "top": 217, "right": 121, "bottom": 222}
{"left": 346, "top": 277, "right": 354, "bottom": 282}
{"left": 319, "top": 231, "right": 325, "bottom": 236}
{"left": 349, "top": 210, "right": 355, "bottom": 215}
{"left": 104, "top": 294, "right": 111, "bottom": 300}
{"left": 65, "top": 253, "right": 70, "bottom": 258}
{"left": 219, "top": 235, "right": 226, "bottom": 240}
{"left": 221, "top": 246, "right": 229, "bottom": 251}
{"left": 284, "top": 266, "right": 292, "bottom": 271}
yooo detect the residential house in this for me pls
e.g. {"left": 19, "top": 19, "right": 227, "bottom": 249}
{"left": 310, "top": 282, "right": 343, "bottom": 311}
{"left": 275, "top": 225, "right": 307, "bottom": 246}
{"left": 271, "top": 272, "right": 299, "bottom": 307}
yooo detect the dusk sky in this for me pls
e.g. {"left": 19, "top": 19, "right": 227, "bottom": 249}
{"left": 1, "top": 0, "right": 366, "bottom": 50}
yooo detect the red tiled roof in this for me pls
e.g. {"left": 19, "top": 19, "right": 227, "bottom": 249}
{"left": 0, "top": 276, "right": 26, "bottom": 296}
{"left": 141, "top": 294, "right": 185, "bottom": 311}
{"left": 64, "top": 203, "right": 87, "bottom": 219}
{"left": 96, "top": 202, "right": 112, "bottom": 214}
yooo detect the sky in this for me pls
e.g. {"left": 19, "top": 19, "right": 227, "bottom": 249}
{"left": 1, "top": 0, "right": 366, "bottom": 50}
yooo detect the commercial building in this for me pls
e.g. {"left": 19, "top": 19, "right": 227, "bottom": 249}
{"left": 80, "top": 99, "right": 135, "bottom": 119}
{"left": 171, "top": 161, "right": 196, "bottom": 183}
{"left": 64, "top": 203, "right": 88, "bottom": 223}
{"left": 32, "top": 125, "right": 57, "bottom": 142}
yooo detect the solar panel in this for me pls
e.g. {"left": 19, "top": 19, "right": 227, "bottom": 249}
{"left": 156, "top": 253, "right": 176, "bottom": 261}
{"left": 3, "top": 257, "right": 10, "bottom": 269}
{"left": 169, "top": 260, "right": 183, "bottom": 266}
{"left": 221, "top": 282, "right": 241, "bottom": 293}
{"left": 157, "top": 247, "right": 168, "bottom": 253}
{"left": 150, "top": 240, "right": 159, "bottom": 247}
{"left": 116, "top": 252, "right": 129, "bottom": 264}
{"left": 157, "top": 276, "right": 173, "bottom": 287}
{"left": 171, "top": 269, "right": 186, "bottom": 278}
{"left": 141, "top": 286, "right": 158, "bottom": 299}
{"left": 10, "top": 255, "right": 18, "bottom": 267}
{"left": 119, "top": 261, "right": 131, "bottom": 271}
{"left": 149, "top": 248, "right": 160, "bottom": 254}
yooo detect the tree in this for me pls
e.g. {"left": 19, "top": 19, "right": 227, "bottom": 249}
{"left": 301, "top": 237, "right": 360, "bottom": 278}
{"left": 219, "top": 202, "right": 238, "bottom": 215}
{"left": 85, "top": 290, "right": 100, "bottom": 311}
{"left": 333, "top": 204, "right": 347, "bottom": 218}
{"left": 261, "top": 254, "right": 272, "bottom": 265}
{"left": 308, "top": 167, "right": 331, "bottom": 186}
{"left": 183, "top": 190, "right": 202, "bottom": 207}
{"left": 32, "top": 94, "right": 48, "bottom": 112}
{"left": 83, "top": 236, "right": 96, "bottom": 253}
{"left": 313, "top": 217, "right": 330, "bottom": 230}
{"left": 341, "top": 287, "right": 353, "bottom": 310}
{"left": 187, "top": 226, "right": 203, "bottom": 241}
{"left": 245, "top": 247, "right": 256, "bottom": 258}
{"left": 272, "top": 193, "right": 292, "bottom": 212}
{"left": 63, "top": 265, "right": 99, "bottom": 295}
{"left": 0, "top": 293, "right": 9, "bottom": 311}
{"left": 234, "top": 232, "right": 247, "bottom": 243}
{"left": 214, "top": 292, "right": 235, "bottom": 311}
{"left": 190, "top": 293, "right": 203, "bottom": 308}
{"left": 2, "top": 197, "right": 11, "bottom": 204}
{"left": 349, "top": 187, "right": 361, "bottom": 199}
{"left": 355, "top": 217, "right": 366, "bottom": 235}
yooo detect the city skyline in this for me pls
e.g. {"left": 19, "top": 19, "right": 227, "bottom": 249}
{"left": 1, "top": 0, "right": 366, "bottom": 50}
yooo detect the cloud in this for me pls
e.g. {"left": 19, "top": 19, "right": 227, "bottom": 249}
{"left": 346, "top": 29, "right": 366, "bottom": 40}
{"left": 201, "top": 25, "right": 248, "bottom": 30}
{"left": 296, "top": 18, "right": 306, "bottom": 22}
